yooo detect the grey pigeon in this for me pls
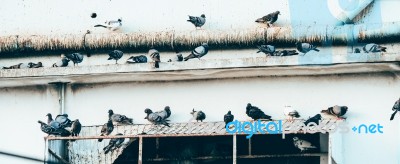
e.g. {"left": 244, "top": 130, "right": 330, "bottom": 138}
{"left": 38, "top": 120, "right": 71, "bottom": 136}
{"left": 154, "top": 106, "right": 172, "bottom": 120}
{"left": 246, "top": 103, "right": 272, "bottom": 120}
{"left": 256, "top": 45, "right": 275, "bottom": 56}
{"left": 27, "top": 62, "right": 43, "bottom": 68}
{"left": 65, "top": 53, "right": 84, "bottom": 66}
{"left": 184, "top": 43, "right": 209, "bottom": 61}
{"left": 148, "top": 49, "right": 160, "bottom": 68}
{"left": 293, "top": 137, "right": 317, "bottom": 152}
{"left": 283, "top": 106, "right": 300, "bottom": 121}
{"left": 55, "top": 114, "right": 72, "bottom": 128}
{"left": 390, "top": 98, "right": 400, "bottom": 121}
{"left": 321, "top": 105, "right": 348, "bottom": 119}
{"left": 103, "top": 133, "right": 125, "bottom": 154}
{"left": 98, "top": 120, "right": 114, "bottom": 142}
{"left": 296, "top": 42, "right": 320, "bottom": 55}
{"left": 190, "top": 109, "right": 206, "bottom": 122}
{"left": 362, "top": 43, "right": 387, "bottom": 53}
{"left": 144, "top": 108, "right": 170, "bottom": 127}
{"left": 127, "top": 55, "right": 147, "bottom": 63}
{"left": 2, "top": 63, "right": 29, "bottom": 69}
{"left": 273, "top": 50, "right": 299, "bottom": 56}
{"left": 46, "top": 113, "right": 62, "bottom": 129}
{"left": 52, "top": 55, "right": 70, "bottom": 67}
{"left": 108, "top": 109, "right": 133, "bottom": 125}
{"left": 255, "top": 11, "right": 280, "bottom": 27}
{"left": 224, "top": 111, "right": 234, "bottom": 126}
{"left": 71, "top": 119, "right": 81, "bottom": 136}
{"left": 304, "top": 114, "right": 322, "bottom": 126}
{"left": 94, "top": 18, "right": 122, "bottom": 31}
{"left": 108, "top": 50, "right": 123, "bottom": 64}
{"left": 354, "top": 48, "right": 361, "bottom": 53}
{"left": 187, "top": 14, "right": 206, "bottom": 29}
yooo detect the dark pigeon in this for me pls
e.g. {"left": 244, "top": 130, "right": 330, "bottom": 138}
{"left": 273, "top": 50, "right": 299, "bottom": 56}
{"left": 38, "top": 120, "right": 71, "bottom": 136}
{"left": 321, "top": 105, "right": 348, "bottom": 119}
{"left": 55, "top": 114, "right": 73, "bottom": 128}
{"left": 127, "top": 55, "right": 147, "bottom": 63}
{"left": 256, "top": 45, "right": 275, "bottom": 56}
{"left": 52, "top": 56, "right": 70, "bottom": 67}
{"left": 98, "top": 120, "right": 114, "bottom": 142}
{"left": 255, "top": 11, "right": 280, "bottom": 27}
{"left": 390, "top": 99, "right": 400, "bottom": 121}
{"left": 71, "top": 119, "right": 82, "bottom": 136}
{"left": 148, "top": 49, "right": 160, "bottom": 68}
{"left": 224, "top": 111, "right": 234, "bottom": 126}
{"left": 296, "top": 42, "right": 320, "bottom": 55}
{"left": 108, "top": 50, "right": 124, "bottom": 64}
{"left": 28, "top": 62, "right": 43, "bottom": 68}
{"left": 108, "top": 109, "right": 133, "bottom": 125}
{"left": 103, "top": 133, "right": 125, "bottom": 154}
{"left": 144, "top": 108, "right": 170, "bottom": 127}
{"left": 65, "top": 53, "right": 84, "bottom": 66}
{"left": 187, "top": 14, "right": 206, "bottom": 29}
{"left": 184, "top": 43, "right": 209, "bottom": 61}
{"left": 246, "top": 103, "right": 272, "bottom": 120}
{"left": 190, "top": 109, "right": 206, "bottom": 122}
{"left": 363, "top": 43, "right": 387, "bottom": 53}
{"left": 304, "top": 114, "right": 322, "bottom": 126}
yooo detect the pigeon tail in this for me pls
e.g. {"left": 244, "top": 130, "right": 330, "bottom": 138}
{"left": 390, "top": 110, "right": 398, "bottom": 121}
{"left": 255, "top": 18, "right": 264, "bottom": 23}
{"left": 313, "top": 48, "right": 320, "bottom": 52}
{"left": 98, "top": 134, "right": 105, "bottom": 142}
{"left": 103, "top": 145, "right": 112, "bottom": 154}
{"left": 94, "top": 25, "right": 107, "bottom": 28}
{"left": 107, "top": 57, "right": 113, "bottom": 60}
{"left": 261, "top": 114, "right": 272, "bottom": 120}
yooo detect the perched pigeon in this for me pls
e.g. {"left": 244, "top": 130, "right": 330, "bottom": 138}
{"left": 296, "top": 42, "right": 320, "bottom": 55}
{"left": 321, "top": 105, "right": 348, "bottom": 120}
{"left": 94, "top": 18, "right": 122, "bottom": 31}
{"left": 256, "top": 45, "right": 275, "bottom": 56}
{"left": 283, "top": 106, "right": 300, "bottom": 121}
{"left": 187, "top": 14, "right": 206, "bottom": 29}
{"left": 65, "top": 53, "right": 84, "bottom": 66}
{"left": 255, "top": 11, "right": 280, "bottom": 27}
{"left": 127, "top": 55, "right": 148, "bottom": 63}
{"left": 27, "top": 62, "right": 43, "bottom": 68}
{"left": 390, "top": 98, "right": 400, "bottom": 121}
{"left": 98, "top": 120, "right": 114, "bottom": 142}
{"left": 55, "top": 114, "right": 73, "bottom": 128}
{"left": 148, "top": 49, "right": 160, "bottom": 68}
{"left": 184, "top": 43, "right": 209, "bottom": 61}
{"left": 2, "top": 63, "right": 28, "bottom": 69}
{"left": 354, "top": 48, "right": 361, "bottom": 53}
{"left": 362, "top": 43, "right": 387, "bottom": 53}
{"left": 71, "top": 119, "right": 81, "bottom": 137}
{"left": 246, "top": 103, "right": 272, "bottom": 120}
{"left": 46, "top": 113, "right": 62, "bottom": 129}
{"left": 108, "top": 109, "right": 133, "bottom": 125}
{"left": 273, "top": 50, "right": 299, "bottom": 56}
{"left": 293, "top": 137, "right": 317, "bottom": 152}
{"left": 224, "top": 111, "right": 234, "bottom": 126}
{"left": 190, "top": 109, "right": 206, "bottom": 122}
{"left": 144, "top": 108, "right": 170, "bottom": 127}
{"left": 38, "top": 120, "right": 71, "bottom": 136}
{"left": 108, "top": 50, "right": 123, "bottom": 64}
{"left": 154, "top": 106, "right": 172, "bottom": 120}
{"left": 304, "top": 114, "right": 322, "bottom": 126}
{"left": 52, "top": 55, "right": 70, "bottom": 67}
{"left": 103, "top": 133, "right": 125, "bottom": 154}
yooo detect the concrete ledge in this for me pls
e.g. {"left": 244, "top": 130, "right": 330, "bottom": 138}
{"left": 1, "top": 53, "right": 400, "bottom": 87}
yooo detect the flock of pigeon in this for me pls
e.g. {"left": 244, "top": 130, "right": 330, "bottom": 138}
{"left": 2, "top": 11, "right": 388, "bottom": 70}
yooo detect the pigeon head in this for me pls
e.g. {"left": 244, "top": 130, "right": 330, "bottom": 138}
{"left": 118, "top": 18, "right": 122, "bottom": 22}
{"left": 37, "top": 62, "right": 43, "bottom": 66}
{"left": 293, "top": 137, "right": 299, "bottom": 141}
{"left": 108, "top": 109, "right": 114, "bottom": 115}
{"left": 46, "top": 113, "right": 52, "bottom": 117}
{"left": 144, "top": 108, "right": 153, "bottom": 114}
{"left": 61, "top": 54, "right": 66, "bottom": 58}
{"left": 74, "top": 119, "right": 80, "bottom": 123}
{"left": 227, "top": 111, "right": 231, "bottom": 114}
{"left": 201, "top": 43, "right": 209, "bottom": 48}
{"left": 164, "top": 106, "right": 170, "bottom": 111}
{"left": 275, "top": 11, "right": 280, "bottom": 15}
{"left": 201, "top": 14, "right": 206, "bottom": 18}
{"left": 246, "top": 103, "right": 252, "bottom": 108}
{"left": 190, "top": 108, "right": 196, "bottom": 115}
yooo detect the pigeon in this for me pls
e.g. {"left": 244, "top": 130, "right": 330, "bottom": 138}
{"left": 190, "top": 109, "right": 206, "bottom": 122}
{"left": 293, "top": 137, "right": 317, "bottom": 152}
{"left": 108, "top": 50, "right": 123, "bottom": 64}
{"left": 304, "top": 114, "right": 322, "bottom": 126}
{"left": 246, "top": 103, "right": 272, "bottom": 120}
{"left": 148, "top": 49, "right": 160, "bottom": 68}
{"left": 2, "top": 63, "right": 29, "bottom": 69}
{"left": 255, "top": 11, "right": 280, "bottom": 27}
{"left": 127, "top": 55, "right": 148, "bottom": 63}
{"left": 52, "top": 55, "right": 70, "bottom": 67}
{"left": 154, "top": 106, "right": 172, "bottom": 120}
{"left": 224, "top": 111, "right": 234, "bottom": 126}
{"left": 70, "top": 119, "right": 81, "bottom": 137}
{"left": 65, "top": 53, "right": 84, "bottom": 66}
{"left": 184, "top": 43, "right": 209, "bottom": 61}
{"left": 321, "top": 105, "right": 348, "bottom": 120}
{"left": 38, "top": 120, "right": 71, "bottom": 136}
{"left": 273, "top": 50, "right": 299, "bottom": 56}
{"left": 362, "top": 43, "right": 387, "bottom": 53}
{"left": 256, "top": 45, "right": 275, "bottom": 56}
{"left": 296, "top": 42, "right": 320, "bottom": 55}
{"left": 187, "top": 14, "right": 206, "bottom": 29}
{"left": 144, "top": 108, "right": 170, "bottom": 127}
{"left": 354, "top": 48, "right": 361, "bottom": 53}
{"left": 390, "top": 98, "right": 400, "bottom": 121}
{"left": 46, "top": 113, "right": 62, "bottom": 129}
{"left": 103, "top": 133, "right": 125, "bottom": 154}
{"left": 55, "top": 114, "right": 73, "bottom": 128}
{"left": 283, "top": 106, "right": 300, "bottom": 122}
{"left": 98, "top": 120, "right": 114, "bottom": 142}
{"left": 94, "top": 18, "right": 122, "bottom": 31}
{"left": 108, "top": 109, "right": 133, "bottom": 125}
{"left": 27, "top": 62, "right": 43, "bottom": 68}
